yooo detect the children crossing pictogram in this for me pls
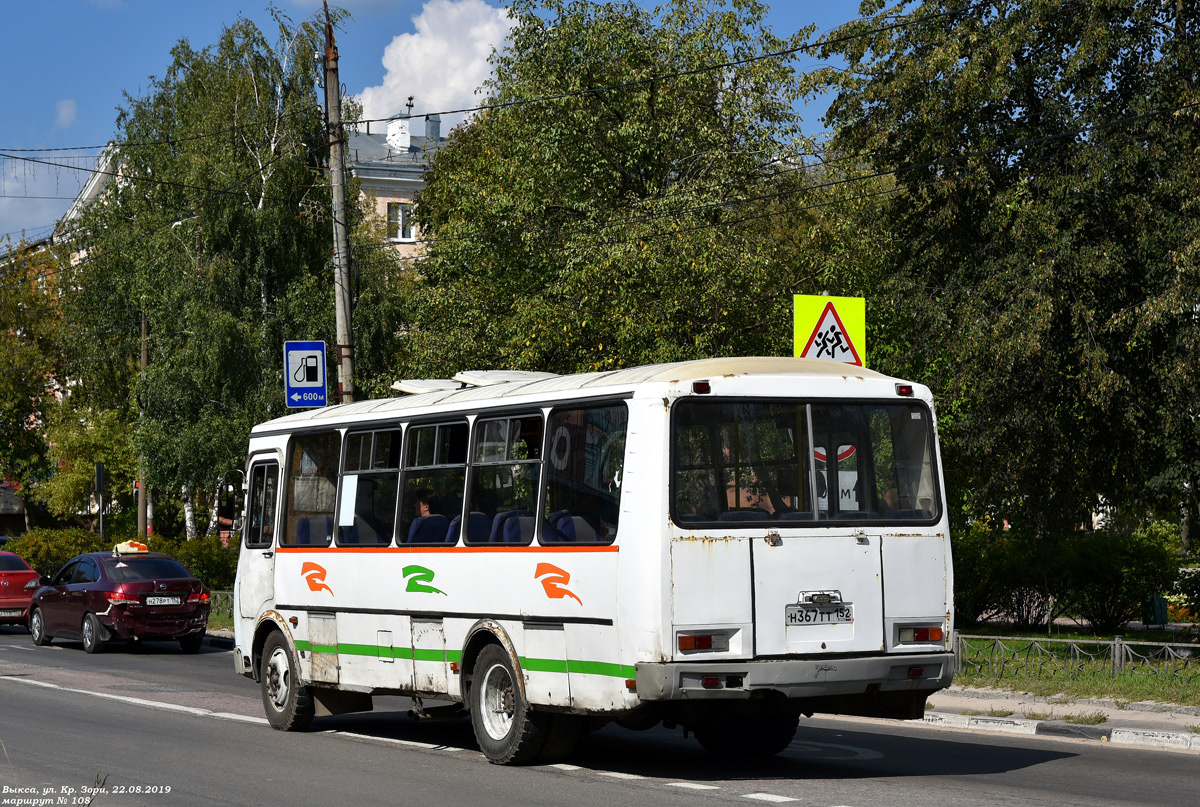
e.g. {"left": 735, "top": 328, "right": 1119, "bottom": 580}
{"left": 797, "top": 299, "right": 864, "bottom": 366}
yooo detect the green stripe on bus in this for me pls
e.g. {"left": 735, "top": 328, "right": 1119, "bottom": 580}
{"left": 296, "top": 641, "right": 627, "bottom": 677}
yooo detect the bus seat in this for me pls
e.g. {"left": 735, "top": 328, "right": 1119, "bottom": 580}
{"left": 718, "top": 509, "right": 769, "bottom": 521}
{"left": 341, "top": 523, "right": 359, "bottom": 544}
{"left": 489, "top": 509, "right": 531, "bottom": 543}
{"left": 777, "top": 511, "right": 815, "bottom": 521}
{"left": 558, "top": 516, "right": 597, "bottom": 542}
{"left": 542, "top": 514, "right": 568, "bottom": 542}
{"left": 447, "top": 512, "right": 491, "bottom": 544}
{"left": 505, "top": 516, "right": 536, "bottom": 543}
{"left": 408, "top": 514, "right": 449, "bottom": 544}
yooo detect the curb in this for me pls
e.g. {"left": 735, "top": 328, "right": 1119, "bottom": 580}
{"left": 922, "top": 712, "right": 1200, "bottom": 752}
{"left": 203, "top": 630, "right": 234, "bottom": 650}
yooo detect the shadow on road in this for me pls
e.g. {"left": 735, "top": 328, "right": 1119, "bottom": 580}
{"left": 314, "top": 707, "right": 1075, "bottom": 781}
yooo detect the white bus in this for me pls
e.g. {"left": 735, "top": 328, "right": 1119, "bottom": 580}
{"left": 233, "top": 357, "right": 953, "bottom": 764}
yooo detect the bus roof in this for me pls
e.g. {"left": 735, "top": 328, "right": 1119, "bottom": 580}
{"left": 253, "top": 356, "right": 903, "bottom": 434}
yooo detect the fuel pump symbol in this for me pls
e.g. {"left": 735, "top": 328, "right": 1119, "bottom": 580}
{"left": 294, "top": 355, "right": 319, "bottom": 383}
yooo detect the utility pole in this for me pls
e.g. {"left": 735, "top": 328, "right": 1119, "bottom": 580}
{"left": 138, "top": 312, "right": 147, "bottom": 537}
{"left": 323, "top": 0, "right": 355, "bottom": 403}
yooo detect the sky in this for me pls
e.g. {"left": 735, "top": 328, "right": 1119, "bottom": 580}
{"left": 0, "top": 0, "right": 862, "bottom": 245}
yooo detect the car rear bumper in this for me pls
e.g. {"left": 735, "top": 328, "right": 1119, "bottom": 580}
{"left": 100, "top": 607, "right": 210, "bottom": 641}
{"left": 0, "top": 597, "right": 32, "bottom": 624}
{"left": 634, "top": 651, "right": 954, "bottom": 701}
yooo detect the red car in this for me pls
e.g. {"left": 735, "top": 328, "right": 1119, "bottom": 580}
{"left": 0, "top": 551, "right": 40, "bottom": 627}
{"left": 28, "top": 542, "right": 210, "bottom": 653}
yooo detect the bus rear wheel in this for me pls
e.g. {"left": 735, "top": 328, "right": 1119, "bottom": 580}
{"left": 470, "top": 644, "right": 548, "bottom": 764}
{"left": 260, "top": 631, "right": 314, "bottom": 731}
{"left": 695, "top": 712, "right": 799, "bottom": 758}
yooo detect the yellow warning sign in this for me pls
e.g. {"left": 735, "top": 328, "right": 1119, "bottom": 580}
{"left": 794, "top": 295, "right": 865, "bottom": 366}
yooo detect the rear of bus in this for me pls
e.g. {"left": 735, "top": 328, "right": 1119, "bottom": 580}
{"left": 634, "top": 363, "right": 952, "bottom": 753}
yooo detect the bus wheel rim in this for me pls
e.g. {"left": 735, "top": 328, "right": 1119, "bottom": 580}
{"left": 266, "top": 646, "right": 291, "bottom": 709}
{"left": 480, "top": 662, "right": 515, "bottom": 740}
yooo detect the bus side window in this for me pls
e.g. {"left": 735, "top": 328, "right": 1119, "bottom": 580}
{"left": 337, "top": 429, "right": 400, "bottom": 546}
{"left": 400, "top": 422, "right": 468, "bottom": 545}
{"left": 541, "top": 404, "right": 627, "bottom": 545}
{"left": 466, "top": 414, "right": 543, "bottom": 545}
{"left": 282, "top": 431, "right": 340, "bottom": 547}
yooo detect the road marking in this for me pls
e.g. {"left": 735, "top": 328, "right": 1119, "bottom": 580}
{"left": 0, "top": 675, "right": 268, "bottom": 724}
{"left": 548, "top": 763, "right": 582, "bottom": 770}
{"left": 323, "top": 730, "right": 445, "bottom": 751}
{"left": 743, "top": 795, "right": 798, "bottom": 803}
{"left": 666, "top": 783, "right": 720, "bottom": 790}
{"left": 598, "top": 771, "right": 645, "bottom": 780}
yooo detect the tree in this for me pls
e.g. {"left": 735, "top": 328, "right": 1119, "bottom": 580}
{"left": 814, "top": 0, "right": 1200, "bottom": 539}
{"left": 0, "top": 239, "right": 59, "bottom": 522}
{"left": 398, "top": 0, "right": 821, "bottom": 378}
{"left": 57, "top": 10, "right": 352, "bottom": 536}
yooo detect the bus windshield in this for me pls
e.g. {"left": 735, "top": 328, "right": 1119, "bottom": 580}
{"left": 671, "top": 400, "right": 939, "bottom": 525}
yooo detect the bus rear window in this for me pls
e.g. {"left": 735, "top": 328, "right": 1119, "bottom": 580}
{"left": 671, "top": 400, "right": 939, "bottom": 525}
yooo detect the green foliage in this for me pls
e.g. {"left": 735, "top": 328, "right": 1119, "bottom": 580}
{"left": 0, "top": 241, "right": 60, "bottom": 496}
{"left": 4, "top": 527, "right": 111, "bottom": 577}
{"left": 1061, "top": 529, "right": 1178, "bottom": 634}
{"left": 41, "top": 399, "right": 138, "bottom": 523}
{"left": 152, "top": 534, "right": 239, "bottom": 589}
{"left": 55, "top": 9, "right": 354, "bottom": 531}
{"left": 402, "top": 0, "right": 819, "bottom": 377}
{"left": 1175, "top": 567, "right": 1200, "bottom": 615}
{"left": 815, "top": 1, "right": 1200, "bottom": 539}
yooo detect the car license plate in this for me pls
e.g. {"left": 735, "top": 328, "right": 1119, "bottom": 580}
{"left": 0, "top": 609, "right": 21, "bottom": 618}
{"left": 146, "top": 596, "right": 181, "bottom": 606}
{"left": 785, "top": 603, "right": 854, "bottom": 625}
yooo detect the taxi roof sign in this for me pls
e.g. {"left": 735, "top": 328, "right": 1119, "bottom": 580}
{"left": 114, "top": 540, "right": 149, "bottom": 555}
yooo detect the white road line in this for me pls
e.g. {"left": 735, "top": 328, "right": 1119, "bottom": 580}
{"left": 324, "top": 730, "right": 445, "bottom": 751}
{"left": 548, "top": 763, "right": 582, "bottom": 770}
{"left": 666, "top": 782, "right": 720, "bottom": 790}
{"left": 598, "top": 771, "right": 645, "bottom": 780}
{"left": 0, "top": 674, "right": 268, "bottom": 724}
{"left": 742, "top": 794, "right": 798, "bottom": 803}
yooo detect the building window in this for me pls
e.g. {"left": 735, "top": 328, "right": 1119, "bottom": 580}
{"left": 387, "top": 202, "right": 415, "bottom": 242}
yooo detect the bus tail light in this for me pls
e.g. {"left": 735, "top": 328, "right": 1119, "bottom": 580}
{"left": 700, "top": 676, "right": 721, "bottom": 690}
{"left": 895, "top": 383, "right": 914, "bottom": 396}
{"left": 898, "top": 626, "right": 944, "bottom": 643}
{"left": 678, "top": 632, "right": 730, "bottom": 652}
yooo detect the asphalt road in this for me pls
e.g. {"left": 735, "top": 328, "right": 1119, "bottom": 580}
{"left": 0, "top": 627, "right": 1196, "bottom": 807}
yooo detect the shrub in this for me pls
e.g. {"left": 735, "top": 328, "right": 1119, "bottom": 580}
{"left": 1061, "top": 530, "right": 1178, "bottom": 634}
{"left": 4, "top": 527, "right": 116, "bottom": 577}
{"left": 152, "top": 534, "right": 238, "bottom": 590}
{"left": 1175, "top": 567, "right": 1200, "bottom": 620}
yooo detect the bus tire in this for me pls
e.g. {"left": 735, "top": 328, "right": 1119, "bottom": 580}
{"left": 695, "top": 713, "right": 798, "bottom": 758}
{"left": 260, "top": 631, "right": 314, "bottom": 731}
{"left": 470, "top": 644, "right": 547, "bottom": 764}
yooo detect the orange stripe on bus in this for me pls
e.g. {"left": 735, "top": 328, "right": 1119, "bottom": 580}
{"left": 275, "top": 545, "right": 619, "bottom": 554}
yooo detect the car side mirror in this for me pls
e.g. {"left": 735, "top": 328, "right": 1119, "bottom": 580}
{"left": 40, "top": 575, "right": 52, "bottom": 586}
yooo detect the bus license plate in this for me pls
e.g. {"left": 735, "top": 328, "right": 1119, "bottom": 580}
{"left": 785, "top": 603, "right": 854, "bottom": 625}
{"left": 146, "top": 596, "right": 180, "bottom": 606}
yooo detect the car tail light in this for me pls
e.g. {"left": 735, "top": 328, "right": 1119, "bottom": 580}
{"left": 107, "top": 590, "right": 138, "bottom": 605}
{"left": 898, "top": 626, "right": 944, "bottom": 643}
{"left": 187, "top": 590, "right": 210, "bottom": 603}
{"left": 25, "top": 578, "right": 40, "bottom": 590}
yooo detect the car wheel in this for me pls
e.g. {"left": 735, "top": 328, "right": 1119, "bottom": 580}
{"left": 469, "top": 644, "right": 548, "bottom": 765}
{"left": 179, "top": 632, "right": 204, "bottom": 654}
{"left": 81, "top": 613, "right": 105, "bottom": 654}
{"left": 260, "top": 631, "right": 314, "bottom": 731}
{"left": 29, "top": 608, "right": 51, "bottom": 646}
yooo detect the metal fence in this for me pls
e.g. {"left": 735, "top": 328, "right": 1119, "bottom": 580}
{"left": 955, "top": 633, "right": 1200, "bottom": 682}
{"left": 210, "top": 590, "right": 234, "bottom": 620}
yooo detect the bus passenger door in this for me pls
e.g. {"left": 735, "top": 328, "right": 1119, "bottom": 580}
{"left": 237, "top": 461, "right": 279, "bottom": 619}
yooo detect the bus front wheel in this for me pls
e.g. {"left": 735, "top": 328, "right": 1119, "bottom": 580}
{"left": 470, "top": 644, "right": 548, "bottom": 764}
{"left": 260, "top": 631, "right": 314, "bottom": 731}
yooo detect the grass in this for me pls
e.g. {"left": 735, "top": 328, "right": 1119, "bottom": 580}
{"left": 1062, "top": 711, "right": 1109, "bottom": 725}
{"left": 207, "top": 613, "right": 233, "bottom": 632}
{"left": 954, "top": 669, "right": 1200, "bottom": 708}
{"left": 1186, "top": 724, "right": 1200, "bottom": 734}
{"left": 1025, "top": 711, "right": 1053, "bottom": 721}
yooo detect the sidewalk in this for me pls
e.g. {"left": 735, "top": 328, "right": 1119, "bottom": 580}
{"left": 923, "top": 684, "right": 1200, "bottom": 752}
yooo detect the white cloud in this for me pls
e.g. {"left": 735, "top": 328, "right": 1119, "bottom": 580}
{"left": 356, "top": 0, "right": 516, "bottom": 134}
{"left": 55, "top": 99, "right": 78, "bottom": 129}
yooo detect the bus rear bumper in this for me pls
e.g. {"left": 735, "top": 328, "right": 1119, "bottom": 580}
{"left": 634, "top": 652, "right": 953, "bottom": 702}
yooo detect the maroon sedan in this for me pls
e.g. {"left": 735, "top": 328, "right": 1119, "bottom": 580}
{"left": 0, "top": 551, "right": 40, "bottom": 626}
{"left": 28, "top": 543, "right": 210, "bottom": 653}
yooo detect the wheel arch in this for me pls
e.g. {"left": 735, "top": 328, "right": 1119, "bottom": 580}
{"left": 460, "top": 619, "right": 524, "bottom": 704}
{"left": 251, "top": 611, "right": 295, "bottom": 683}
